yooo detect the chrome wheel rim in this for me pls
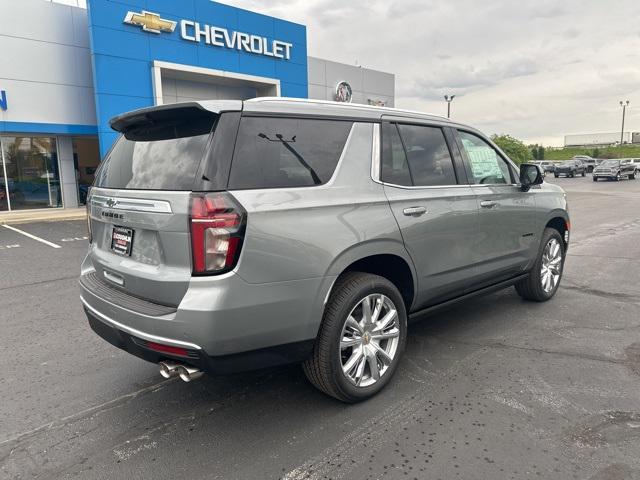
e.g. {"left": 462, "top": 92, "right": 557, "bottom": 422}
{"left": 541, "top": 238, "right": 562, "bottom": 293}
{"left": 339, "top": 294, "right": 400, "bottom": 387}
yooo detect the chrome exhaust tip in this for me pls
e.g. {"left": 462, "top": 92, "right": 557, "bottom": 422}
{"left": 159, "top": 361, "right": 181, "bottom": 379}
{"left": 177, "top": 365, "right": 203, "bottom": 382}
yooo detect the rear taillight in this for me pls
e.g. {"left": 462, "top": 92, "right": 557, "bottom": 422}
{"left": 190, "top": 192, "right": 246, "bottom": 275}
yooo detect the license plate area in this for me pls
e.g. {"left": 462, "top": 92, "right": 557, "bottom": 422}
{"left": 111, "top": 226, "right": 134, "bottom": 256}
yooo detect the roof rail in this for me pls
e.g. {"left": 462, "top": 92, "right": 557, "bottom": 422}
{"left": 246, "top": 97, "right": 448, "bottom": 121}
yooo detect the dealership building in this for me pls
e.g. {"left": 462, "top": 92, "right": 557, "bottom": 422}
{"left": 0, "top": 0, "right": 394, "bottom": 212}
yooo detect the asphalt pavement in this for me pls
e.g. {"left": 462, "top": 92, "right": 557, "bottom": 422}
{"left": 1, "top": 175, "right": 639, "bottom": 480}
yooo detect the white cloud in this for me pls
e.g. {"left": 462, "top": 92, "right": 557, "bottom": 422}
{"left": 222, "top": 0, "right": 640, "bottom": 146}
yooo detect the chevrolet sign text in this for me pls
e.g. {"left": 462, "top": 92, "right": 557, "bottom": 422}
{"left": 181, "top": 21, "right": 293, "bottom": 60}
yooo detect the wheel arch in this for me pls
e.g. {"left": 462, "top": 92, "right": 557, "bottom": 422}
{"left": 544, "top": 212, "right": 570, "bottom": 250}
{"left": 323, "top": 241, "right": 418, "bottom": 312}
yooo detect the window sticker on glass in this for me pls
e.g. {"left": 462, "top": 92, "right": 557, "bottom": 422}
{"left": 463, "top": 141, "right": 504, "bottom": 180}
{"left": 458, "top": 131, "right": 509, "bottom": 185}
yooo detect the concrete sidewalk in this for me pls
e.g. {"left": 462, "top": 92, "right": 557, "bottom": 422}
{"left": 0, "top": 207, "right": 86, "bottom": 225}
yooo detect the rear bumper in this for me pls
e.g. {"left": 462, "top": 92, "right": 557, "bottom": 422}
{"left": 80, "top": 266, "right": 334, "bottom": 373}
{"left": 84, "top": 307, "right": 313, "bottom": 374}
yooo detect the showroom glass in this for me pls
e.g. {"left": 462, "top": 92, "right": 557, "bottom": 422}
{"left": 381, "top": 123, "right": 457, "bottom": 187}
{"left": 73, "top": 137, "right": 100, "bottom": 205}
{"left": 0, "top": 136, "right": 61, "bottom": 211}
{"left": 94, "top": 116, "right": 214, "bottom": 190}
{"left": 228, "top": 117, "right": 353, "bottom": 189}
{"left": 458, "top": 131, "right": 512, "bottom": 185}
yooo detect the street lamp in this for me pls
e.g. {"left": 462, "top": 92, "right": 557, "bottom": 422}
{"left": 444, "top": 94, "right": 455, "bottom": 119}
{"left": 620, "top": 100, "right": 630, "bottom": 144}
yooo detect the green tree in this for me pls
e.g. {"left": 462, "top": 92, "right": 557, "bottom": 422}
{"left": 529, "top": 144, "right": 546, "bottom": 160}
{"left": 592, "top": 147, "right": 600, "bottom": 158}
{"left": 491, "top": 134, "right": 533, "bottom": 165}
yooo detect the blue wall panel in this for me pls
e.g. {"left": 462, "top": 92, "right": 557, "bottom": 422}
{"left": 87, "top": 0, "right": 308, "bottom": 157}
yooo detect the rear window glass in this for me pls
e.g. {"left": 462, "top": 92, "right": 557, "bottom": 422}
{"left": 381, "top": 123, "right": 412, "bottom": 186}
{"left": 397, "top": 124, "right": 457, "bottom": 187}
{"left": 94, "top": 113, "right": 215, "bottom": 190}
{"left": 228, "top": 117, "right": 353, "bottom": 190}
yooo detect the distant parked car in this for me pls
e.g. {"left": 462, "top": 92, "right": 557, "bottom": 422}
{"left": 631, "top": 158, "right": 640, "bottom": 173}
{"left": 593, "top": 159, "right": 637, "bottom": 181}
{"left": 555, "top": 159, "right": 586, "bottom": 178}
{"left": 572, "top": 155, "right": 598, "bottom": 173}
{"left": 537, "top": 161, "right": 556, "bottom": 173}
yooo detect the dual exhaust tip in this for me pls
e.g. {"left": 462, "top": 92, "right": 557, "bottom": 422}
{"left": 159, "top": 361, "right": 203, "bottom": 382}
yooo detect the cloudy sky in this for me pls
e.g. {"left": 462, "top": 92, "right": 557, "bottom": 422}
{"left": 224, "top": 0, "right": 640, "bottom": 146}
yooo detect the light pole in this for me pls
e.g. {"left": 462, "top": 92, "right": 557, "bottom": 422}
{"left": 444, "top": 94, "right": 455, "bottom": 118}
{"left": 620, "top": 100, "right": 630, "bottom": 144}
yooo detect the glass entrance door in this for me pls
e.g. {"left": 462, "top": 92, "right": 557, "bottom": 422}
{"left": 0, "top": 136, "right": 62, "bottom": 211}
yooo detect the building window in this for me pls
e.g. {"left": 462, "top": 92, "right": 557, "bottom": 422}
{"left": 0, "top": 136, "right": 62, "bottom": 211}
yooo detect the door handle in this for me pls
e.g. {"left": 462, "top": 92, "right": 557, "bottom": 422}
{"left": 403, "top": 206, "right": 427, "bottom": 217}
{"left": 480, "top": 200, "right": 498, "bottom": 209}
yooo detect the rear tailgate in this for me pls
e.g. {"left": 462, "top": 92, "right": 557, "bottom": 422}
{"left": 85, "top": 103, "right": 239, "bottom": 306}
{"left": 87, "top": 188, "right": 192, "bottom": 306}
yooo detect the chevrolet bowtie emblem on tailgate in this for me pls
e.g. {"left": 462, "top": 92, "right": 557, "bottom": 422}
{"left": 123, "top": 11, "right": 177, "bottom": 34}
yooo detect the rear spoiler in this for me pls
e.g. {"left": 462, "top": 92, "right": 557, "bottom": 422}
{"left": 109, "top": 100, "right": 243, "bottom": 133}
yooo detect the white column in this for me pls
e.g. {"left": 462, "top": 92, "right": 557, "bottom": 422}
{"left": 57, "top": 136, "right": 79, "bottom": 209}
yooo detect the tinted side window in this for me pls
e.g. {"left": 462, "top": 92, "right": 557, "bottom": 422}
{"left": 397, "top": 124, "right": 457, "bottom": 186}
{"left": 458, "top": 131, "right": 512, "bottom": 185}
{"left": 381, "top": 122, "right": 412, "bottom": 186}
{"left": 228, "top": 117, "right": 353, "bottom": 190}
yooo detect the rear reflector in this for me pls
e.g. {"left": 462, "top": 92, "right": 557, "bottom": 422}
{"left": 145, "top": 341, "right": 189, "bottom": 357}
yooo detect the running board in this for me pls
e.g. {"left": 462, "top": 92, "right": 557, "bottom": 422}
{"left": 408, "top": 273, "right": 530, "bottom": 322}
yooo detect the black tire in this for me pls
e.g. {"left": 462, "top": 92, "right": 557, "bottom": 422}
{"left": 554, "top": 174, "right": 559, "bottom": 178}
{"left": 515, "top": 228, "right": 565, "bottom": 302}
{"left": 630, "top": 172, "right": 636, "bottom": 180}
{"left": 593, "top": 176, "right": 598, "bottom": 182}
{"left": 303, "top": 272, "right": 407, "bottom": 403}
{"left": 581, "top": 170, "right": 585, "bottom": 177}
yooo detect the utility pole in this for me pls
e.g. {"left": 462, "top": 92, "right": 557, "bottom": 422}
{"left": 620, "top": 100, "right": 630, "bottom": 144}
{"left": 444, "top": 95, "right": 455, "bottom": 119}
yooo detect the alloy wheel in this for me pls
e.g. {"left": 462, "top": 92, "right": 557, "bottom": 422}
{"left": 339, "top": 294, "right": 400, "bottom": 387}
{"left": 540, "top": 238, "right": 562, "bottom": 293}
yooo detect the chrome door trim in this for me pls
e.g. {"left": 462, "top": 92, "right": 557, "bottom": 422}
{"left": 91, "top": 195, "right": 173, "bottom": 213}
{"left": 371, "top": 123, "right": 381, "bottom": 182}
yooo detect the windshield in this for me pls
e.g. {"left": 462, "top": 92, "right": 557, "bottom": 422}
{"left": 599, "top": 160, "right": 619, "bottom": 167}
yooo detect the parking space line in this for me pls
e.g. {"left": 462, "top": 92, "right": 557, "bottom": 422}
{"left": 2, "top": 224, "right": 62, "bottom": 249}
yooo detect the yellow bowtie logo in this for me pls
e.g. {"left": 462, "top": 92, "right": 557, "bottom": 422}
{"left": 123, "top": 11, "right": 177, "bottom": 34}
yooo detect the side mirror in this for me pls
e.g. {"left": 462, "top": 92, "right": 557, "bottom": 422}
{"left": 519, "top": 163, "right": 543, "bottom": 191}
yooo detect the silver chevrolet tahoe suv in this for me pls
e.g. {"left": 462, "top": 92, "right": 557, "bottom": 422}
{"left": 80, "top": 98, "right": 569, "bottom": 402}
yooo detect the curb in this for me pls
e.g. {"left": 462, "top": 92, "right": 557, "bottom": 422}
{"left": 0, "top": 211, "right": 87, "bottom": 226}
